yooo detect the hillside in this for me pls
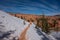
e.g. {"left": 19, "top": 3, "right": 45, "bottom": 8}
{"left": 9, "top": 13, "right": 60, "bottom": 30}
{"left": 0, "top": 11, "right": 57, "bottom": 40}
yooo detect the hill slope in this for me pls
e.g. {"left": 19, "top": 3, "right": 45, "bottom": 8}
{"left": 0, "top": 11, "right": 56, "bottom": 40}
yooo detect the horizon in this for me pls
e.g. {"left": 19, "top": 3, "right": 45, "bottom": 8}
{"left": 0, "top": 0, "right": 60, "bottom": 15}
{"left": 7, "top": 11, "right": 60, "bottom": 16}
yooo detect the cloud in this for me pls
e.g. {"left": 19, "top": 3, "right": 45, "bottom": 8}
{"left": 40, "top": 0, "right": 59, "bottom": 11}
{"left": 0, "top": 0, "right": 60, "bottom": 15}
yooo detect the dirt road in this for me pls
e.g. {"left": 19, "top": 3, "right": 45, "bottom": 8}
{"left": 19, "top": 22, "right": 32, "bottom": 40}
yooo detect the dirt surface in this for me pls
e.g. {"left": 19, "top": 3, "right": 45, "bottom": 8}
{"left": 19, "top": 22, "right": 32, "bottom": 40}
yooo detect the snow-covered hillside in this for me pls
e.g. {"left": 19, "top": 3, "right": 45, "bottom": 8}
{"left": 0, "top": 10, "right": 57, "bottom": 40}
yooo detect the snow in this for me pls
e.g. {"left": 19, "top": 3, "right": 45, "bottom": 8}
{"left": 27, "top": 23, "right": 42, "bottom": 40}
{"left": 0, "top": 10, "right": 57, "bottom": 40}
{"left": 50, "top": 31, "right": 60, "bottom": 40}
{"left": 0, "top": 11, "right": 29, "bottom": 40}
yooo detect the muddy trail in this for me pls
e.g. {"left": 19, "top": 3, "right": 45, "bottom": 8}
{"left": 19, "top": 22, "right": 32, "bottom": 40}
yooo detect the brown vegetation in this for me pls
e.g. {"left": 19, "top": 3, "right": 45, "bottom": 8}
{"left": 9, "top": 13, "right": 60, "bottom": 30}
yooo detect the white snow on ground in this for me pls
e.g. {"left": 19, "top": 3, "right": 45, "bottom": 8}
{"left": 50, "top": 31, "right": 60, "bottom": 40}
{"left": 0, "top": 11, "right": 29, "bottom": 40}
{"left": 0, "top": 10, "right": 57, "bottom": 40}
{"left": 27, "top": 23, "right": 42, "bottom": 40}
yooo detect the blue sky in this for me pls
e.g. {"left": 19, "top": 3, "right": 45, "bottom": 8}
{"left": 0, "top": 0, "right": 60, "bottom": 15}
